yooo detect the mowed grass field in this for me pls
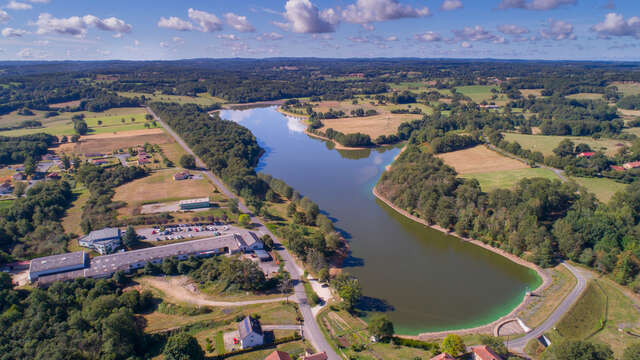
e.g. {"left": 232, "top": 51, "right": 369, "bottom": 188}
{"left": 463, "top": 168, "right": 558, "bottom": 192}
{"left": 455, "top": 85, "right": 508, "bottom": 104}
{"left": 56, "top": 128, "right": 173, "bottom": 155}
{"left": 566, "top": 93, "right": 604, "bottom": 100}
{"left": 0, "top": 107, "right": 150, "bottom": 136}
{"left": 436, "top": 145, "right": 529, "bottom": 174}
{"left": 502, "top": 133, "right": 628, "bottom": 157}
{"left": 570, "top": 176, "right": 628, "bottom": 203}
{"left": 319, "top": 113, "right": 421, "bottom": 138}
{"left": 117, "top": 91, "right": 225, "bottom": 106}
{"left": 113, "top": 168, "right": 216, "bottom": 216}
{"left": 553, "top": 281, "right": 607, "bottom": 340}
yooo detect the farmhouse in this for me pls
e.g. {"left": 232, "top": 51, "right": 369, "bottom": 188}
{"left": 238, "top": 316, "right": 264, "bottom": 349}
{"left": 624, "top": 161, "right": 640, "bottom": 170}
{"left": 471, "top": 345, "right": 502, "bottom": 360}
{"left": 28, "top": 251, "right": 88, "bottom": 282}
{"left": 34, "top": 233, "right": 261, "bottom": 286}
{"left": 577, "top": 152, "right": 595, "bottom": 158}
{"left": 301, "top": 351, "right": 328, "bottom": 360}
{"left": 179, "top": 197, "right": 210, "bottom": 210}
{"left": 430, "top": 354, "right": 456, "bottom": 360}
{"left": 611, "top": 165, "right": 625, "bottom": 171}
{"left": 78, "top": 227, "right": 122, "bottom": 255}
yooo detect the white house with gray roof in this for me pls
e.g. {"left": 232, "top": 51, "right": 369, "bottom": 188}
{"left": 78, "top": 227, "right": 122, "bottom": 255}
{"left": 238, "top": 316, "right": 264, "bottom": 349}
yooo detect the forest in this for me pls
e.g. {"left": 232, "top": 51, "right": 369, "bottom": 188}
{"left": 0, "top": 133, "right": 57, "bottom": 165}
{"left": 377, "top": 144, "right": 640, "bottom": 286}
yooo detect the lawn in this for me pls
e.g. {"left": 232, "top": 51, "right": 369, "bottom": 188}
{"left": 463, "top": 167, "right": 559, "bottom": 192}
{"left": 436, "top": 145, "right": 529, "bottom": 174}
{"left": 552, "top": 281, "right": 607, "bottom": 340}
{"left": 61, "top": 186, "right": 90, "bottom": 237}
{"left": 0, "top": 199, "right": 14, "bottom": 210}
{"left": 117, "top": 91, "right": 224, "bottom": 106}
{"left": 56, "top": 128, "right": 173, "bottom": 156}
{"left": 517, "top": 265, "right": 577, "bottom": 329}
{"left": 570, "top": 176, "right": 628, "bottom": 203}
{"left": 159, "top": 142, "right": 189, "bottom": 165}
{"left": 502, "top": 133, "right": 628, "bottom": 157}
{"left": 113, "top": 169, "right": 217, "bottom": 216}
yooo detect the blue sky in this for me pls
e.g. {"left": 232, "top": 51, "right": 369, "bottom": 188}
{"left": 0, "top": 0, "right": 638, "bottom": 61}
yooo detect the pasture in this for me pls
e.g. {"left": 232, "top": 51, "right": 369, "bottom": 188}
{"left": 436, "top": 145, "right": 529, "bottom": 174}
{"left": 502, "top": 133, "right": 628, "bottom": 157}
{"left": 611, "top": 82, "right": 640, "bottom": 96}
{"left": 455, "top": 85, "right": 506, "bottom": 104}
{"left": 565, "top": 93, "right": 604, "bottom": 100}
{"left": 319, "top": 113, "right": 421, "bottom": 138}
{"left": 570, "top": 176, "right": 627, "bottom": 203}
{"left": 117, "top": 91, "right": 225, "bottom": 105}
{"left": 463, "top": 167, "right": 558, "bottom": 192}
{"left": 56, "top": 128, "right": 173, "bottom": 155}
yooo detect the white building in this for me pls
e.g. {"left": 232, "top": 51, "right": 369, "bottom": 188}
{"left": 238, "top": 316, "right": 264, "bottom": 349}
{"left": 78, "top": 227, "right": 122, "bottom": 255}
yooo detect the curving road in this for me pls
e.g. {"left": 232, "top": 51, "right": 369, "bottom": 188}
{"left": 507, "top": 262, "right": 588, "bottom": 353}
{"left": 146, "top": 106, "right": 342, "bottom": 360}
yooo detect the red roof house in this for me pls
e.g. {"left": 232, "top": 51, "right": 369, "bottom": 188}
{"left": 471, "top": 345, "right": 503, "bottom": 360}
{"left": 265, "top": 351, "right": 292, "bottom": 360}
{"left": 577, "top": 152, "right": 595, "bottom": 158}
{"left": 624, "top": 161, "right": 640, "bottom": 170}
{"left": 301, "top": 351, "right": 328, "bottom": 360}
{"left": 611, "top": 165, "right": 625, "bottom": 171}
{"left": 431, "top": 354, "right": 456, "bottom": 360}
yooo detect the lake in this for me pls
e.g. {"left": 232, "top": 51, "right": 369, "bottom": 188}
{"left": 220, "top": 106, "right": 541, "bottom": 335}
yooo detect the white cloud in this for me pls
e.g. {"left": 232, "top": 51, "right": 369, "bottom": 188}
{"left": 540, "top": 18, "right": 576, "bottom": 40}
{"left": 441, "top": 0, "right": 463, "bottom": 11}
{"left": 6, "top": 1, "right": 32, "bottom": 10}
{"left": 217, "top": 33, "right": 239, "bottom": 41}
{"left": 386, "top": 35, "right": 398, "bottom": 41}
{"left": 27, "top": 0, "right": 49, "bottom": 3}
{"left": 188, "top": 8, "right": 223, "bottom": 32}
{"left": 349, "top": 36, "right": 369, "bottom": 43}
{"left": 498, "top": 24, "right": 530, "bottom": 35}
{"left": 0, "top": 9, "right": 9, "bottom": 23}
{"left": 172, "top": 36, "right": 184, "bottom": 44}
{"left": 342, "top": 0, "right": 430, "bottom": 25}
{"left": 281, "top": 0, "right": 338, "bottom": 33}
{"left": 159, "top": 41, "right": 168, "bottom": 48}
{"left": 592, "top": 13, "right": 640, "bottom": 39}
{"left": 414, "top": 31, "right": 442, "bottom": 42}
{"left": 32, "top": 39, "right": 49, "bottom": 45}
{"left": 34, "top": 13, "right": 132, "bottom": 37}
{"left": 225, "top": 12, "right": 254, "bottom": 32}
{"left": 256, "top": 32, "right": 284, "bottom": 41}
{"left": 83, "top": 15, "right": 132, "bottom": 34}
{"left": 17, "top": 47, "right": 33, "bottom": 58}
{"left": 498, "top": 0, "right": 576, "bottom": 10}
{"left": 461, "top": 41, "right": 472, "bottom": 48}
{"left": 1, "top": 27, "right": 26, "bottom": 37}
{"left": 158, "top": 16, "right": 194, "bottom": 31}
{"left": 453, "top": 26, "right": 497, "bottom": 42}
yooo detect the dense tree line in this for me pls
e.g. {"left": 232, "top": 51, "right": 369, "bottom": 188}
{"left": 378, "top": 143, "right": 640, "bottom": 286}
{"left": 0, "top": 180, "right": 73, "bottom": 260}
{"left": 76, "top": 164, "right": 147, "bottom": 234}
{"left": 0, "top": 133, "right": 57, "bottom": 165}
{"left": 150, "top": 103, "right": 265, "bottom": 198}
{"left": 0, "top": 275, "right": 153, "bottom": 360}
{"left": 618, "top": 95, "right": 640, "bottom": 110}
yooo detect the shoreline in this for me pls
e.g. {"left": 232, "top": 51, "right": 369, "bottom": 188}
{"left": 371, "top": 185, "right": 551, "bottom": 340}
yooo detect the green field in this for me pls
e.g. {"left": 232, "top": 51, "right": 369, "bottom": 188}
{"left": 462, "top": 167, "right": 559, "bottom": 192}
{"left": 0, "top": 199, "right": 14, "bottom": 210}
{"left": 570, "top": 176, "right": 628, "bottom": 203}
{"left": 553, "top": 281, "right": 607, "bottom": 340}
{"left": 118, "top": 91, "right": 225, "bottom": 105}
{"left": 455, "top": 85, "right": 505, "bottom": 103}
{"left": 0, "top": 107, "right": 152, "bottom": 136}
{"left": 502, "top": 133, "right": 628, "bottom": 157}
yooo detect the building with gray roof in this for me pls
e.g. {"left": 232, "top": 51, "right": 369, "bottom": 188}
{"left": 78, "top": 227, "right": 122, "bottom": 255}
{"left": 238, "top": 316, "right": 264, "bottom": 349}
{"left": 29, "top": 251, "right": 88, "bottom": 282}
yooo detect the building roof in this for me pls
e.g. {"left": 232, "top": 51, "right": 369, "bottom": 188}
{"left": 577, "top": 152, "right": 595, "bottom": 157}
{"left": 265, "top": 351, "right": 292, "bottom": 360}
{"left": 254, "top": 249, "right": 271, "bottom": 259}
{"left": 84, "top": 233, "right": 248, "bottom": 278}
{"left": 471, "top": 345, "right": 502, "bottom": 360}
{"left": 29, "top": 251, "right": 86, "bottom": 274}
{"left": 430, "top": 354, "right": 456, "bottom": 360}
{"left": 302, "top": 352, "right": 328, "bottom": 360}
{"left": 626, "top": 161, "right": 640, "bottom": 168}
{"left": 611, "top": 165, "right": 625, "bottom": 171}
{"left": 238, "top": 316, "right": 263, "bottom": 340}
{"left": 179, "top": 197, "right": 210, "bottom": 205}
{"left": 80, "top": 227, "right": 121, "bottom": 243}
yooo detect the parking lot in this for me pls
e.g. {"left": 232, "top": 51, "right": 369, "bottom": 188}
{"left": 137, "top": 223, "right": 232, "bottom": 242}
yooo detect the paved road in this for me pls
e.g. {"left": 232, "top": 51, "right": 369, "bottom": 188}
{"left": 507, "top": 262, "right": 588, "bottom": 353}
{"left": 146, "top": 106, "right": 341, "bottom": 360}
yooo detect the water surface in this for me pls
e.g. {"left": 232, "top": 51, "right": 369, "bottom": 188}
{"left": 221, "top": 106, "right": 541, "bottom": 334}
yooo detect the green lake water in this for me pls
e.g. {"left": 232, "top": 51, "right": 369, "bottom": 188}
{"left": 220, "top": 106, "right": 541, "bottom": 335}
